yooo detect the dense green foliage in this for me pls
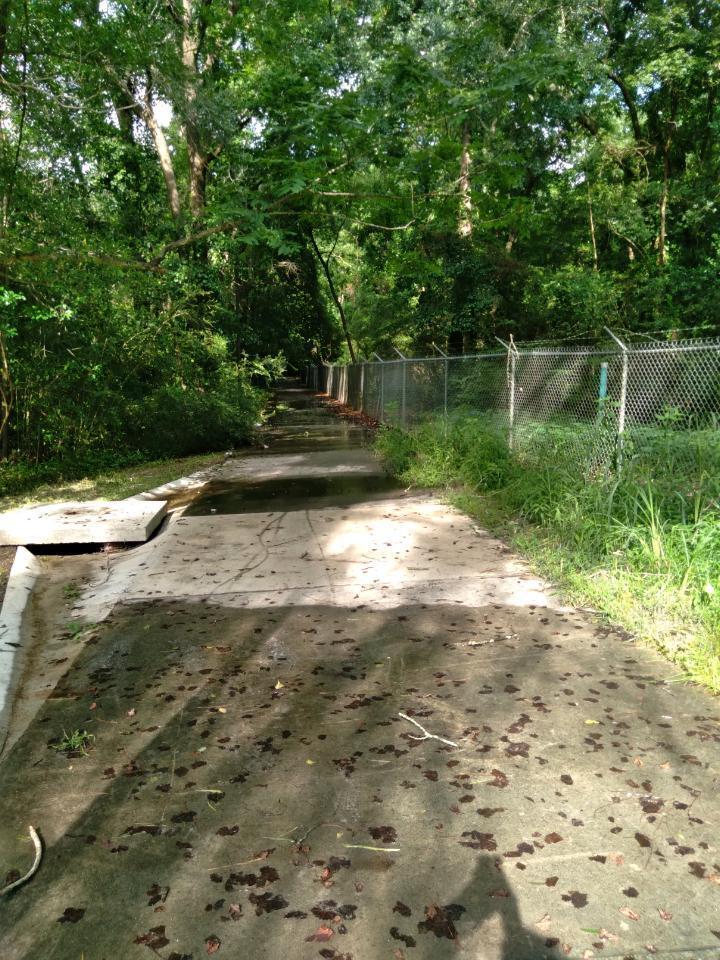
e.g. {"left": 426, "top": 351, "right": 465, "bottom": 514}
{"left": 1, "top": 1, "right": 718, "bottom": 484}
{"left": 375, "top": 417, "right": 720, "bottom": 690}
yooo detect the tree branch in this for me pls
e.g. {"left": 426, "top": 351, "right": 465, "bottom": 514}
{"left": 607, "top": 71, "right": 643, "bottom": 142}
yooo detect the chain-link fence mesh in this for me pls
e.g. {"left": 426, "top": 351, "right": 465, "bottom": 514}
{"left": 305, "top": 332, "right": 720, "bottom": 481}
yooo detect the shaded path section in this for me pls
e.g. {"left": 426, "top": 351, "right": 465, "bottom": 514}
{"left": 0, "top": 381, "right": 718, "bottom": 960}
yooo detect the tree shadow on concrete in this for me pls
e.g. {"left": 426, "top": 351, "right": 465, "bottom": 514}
{"left": 1, "top": 595, "right": 718, "bottom": 959}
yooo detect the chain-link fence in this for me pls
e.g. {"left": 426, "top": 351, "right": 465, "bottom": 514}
{"left": 305, "top": 331, "right": 720, "bottom": 480}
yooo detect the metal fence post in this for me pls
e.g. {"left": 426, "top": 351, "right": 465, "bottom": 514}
{"left": 432, "top": 343, "right": 449, "bottom": 431}
{"left": 394, "top": 348, "right": 407, "bottom": 428}
{"left": 495, "top": 336, "right": 517, "bottom": 450}
{"left": 605, "top": 327, "right": 629, "bottom": 470}
{"left": 373, "top": 353, "right": 384, "bottom": 422}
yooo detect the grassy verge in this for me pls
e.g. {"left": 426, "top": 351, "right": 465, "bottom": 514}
{"left": 0, "top": 450, "right": 226, "bottom": 513}
{"left": 375, "top": 417, "right": 720, "bottom": 694}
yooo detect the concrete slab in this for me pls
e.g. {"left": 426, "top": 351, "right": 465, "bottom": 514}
{"left": 212, "top": 448, "right": 387, "bottom": 482}
{"left": 0, "top": 499, "right": 168, "bottom": 546}
{"left": 0, "top": 546, "right": 42, "bottom": 736}
{"left": 67, "top": 497, "right": 555, "bottom": 625}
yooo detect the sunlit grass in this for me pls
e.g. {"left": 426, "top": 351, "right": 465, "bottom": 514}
{"left": 0, "top": 451, "right": 225, "bottom": 512}
{"left": 375, "top": 417, "right": 720, "bottom": 693}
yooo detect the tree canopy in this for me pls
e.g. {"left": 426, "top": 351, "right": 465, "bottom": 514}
{"left": 0, "top": 0, "right": 718, "bottom": 474}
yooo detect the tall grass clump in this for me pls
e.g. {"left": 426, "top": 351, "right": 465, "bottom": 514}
{"left": 374, "top": 416, "right": 720, "bottom": 692}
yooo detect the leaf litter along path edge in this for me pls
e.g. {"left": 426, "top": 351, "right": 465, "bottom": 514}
{"left": 0, "top": 379, "right": 718, "bottom": 960}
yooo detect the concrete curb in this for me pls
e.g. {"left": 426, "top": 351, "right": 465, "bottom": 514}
{"left": 129, "top": 462, "right": 224, "bottom": 504}
{"left": 0, "top": 546, "right": 42, "bottom": 741}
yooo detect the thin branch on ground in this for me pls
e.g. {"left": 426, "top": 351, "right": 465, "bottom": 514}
{"left": 398, "top": 712, "right": 458, "bottom": 747}
{"left": 343, "top": 843, "right": 401, "bottom": 852}
{"left": 1, "top": 826, "right": 42, "bottom": 896}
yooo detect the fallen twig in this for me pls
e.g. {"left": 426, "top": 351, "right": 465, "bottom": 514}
{"left": 398, "top": 712, "right": 458, "bottom": 748}
{"left": 343, "top": 843, "right": 401, "bottom": 852}
{"left": 1, "top": 826, "right": 42, "bottom": 896}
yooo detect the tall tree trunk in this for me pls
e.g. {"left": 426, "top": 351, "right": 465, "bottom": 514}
{"left": 308, "top": 229, "right": 357, "bottom": 363}
{"left": 182, "top": 0, "right": 206, "bottom": 220}
{"left": 141, "top": 78, "right": 182, "bottom": 227}
{"left": 458, "top": 121, "right": 472, "bottom": 238}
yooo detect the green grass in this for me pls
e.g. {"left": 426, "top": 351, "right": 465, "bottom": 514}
{"left": 51, "top": 729, "right": 95, "bottom": 756}
{"left": 0, "top": 450, "right": 225, "bottom": 512}
{"left": 374, "top": 416, "right": 720, "bottom": 693}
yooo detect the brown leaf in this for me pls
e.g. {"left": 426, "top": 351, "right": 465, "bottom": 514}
{"left": 205, "top": 935, "right": 221, "bottom": 954}
{"left": 134, "top": 926, "right": 169, "bottom": 950}
{"left": 545, "top": 832, "right": 563, "bottom": 844}
{"left": 57, "top": 908, "right": 85, "bottom": 924}
{"left": 305, "top": 925, "right": 334, "bottom": 942}
{"left": 488, "top": 769, "right": 509, "bottom": 788}
{"left": 619, "top": 906, "right": 640, "bottom": 921}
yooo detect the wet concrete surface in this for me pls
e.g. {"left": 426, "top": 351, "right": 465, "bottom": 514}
{"left": 183, "top": 475, "right": 404, "bottom": 516}
{"left": 1, "top": 380, "right": 719, "bottom": 960}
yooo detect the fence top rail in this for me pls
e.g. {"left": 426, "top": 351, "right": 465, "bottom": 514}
{"left": 311, "top": 333, "right": 720, "bottom": 369}
{"left": 626, "top": 339, "right": 720, "bottom": 354}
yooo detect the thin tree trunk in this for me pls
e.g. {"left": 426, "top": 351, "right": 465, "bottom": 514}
{"left": 458, "top": 121, "right": 472, "bottom": 238}
{"left": 308, "top": 229, "right": 357, "bottom": 363}
{"left": 657, "top": 130, "right": 672, "bottom": 267}
{"left": 587, "top": 182, "right": 598, "bottom": 271}
{"left": 0, "top": 331, "right": 13, "bottom": 460}
{"left": 106, "top": 64, "right": 182, "bottom": 227}
{"left": 0, "top": 0, "right": 11, "bottom": 75}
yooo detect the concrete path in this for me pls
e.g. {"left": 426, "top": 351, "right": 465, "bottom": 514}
{"left": 0, "top": 382, "right": 718, "bottom": 960}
